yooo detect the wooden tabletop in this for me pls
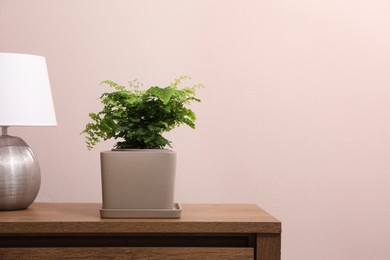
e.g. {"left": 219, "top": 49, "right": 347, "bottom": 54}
{"left": 0, "top": 203, "right": 281, "bottom": 234}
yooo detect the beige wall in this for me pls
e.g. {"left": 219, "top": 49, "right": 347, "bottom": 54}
{"left": 2, "top": 0, "right": 390, "bottom": 259}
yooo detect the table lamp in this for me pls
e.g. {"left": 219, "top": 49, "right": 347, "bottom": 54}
{"left": 0, "top": 53, "right": 57, "bottom": 210}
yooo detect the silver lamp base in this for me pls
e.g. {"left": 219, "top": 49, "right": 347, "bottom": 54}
{"left": 0, "top": 130, "right": 41, "bottom": 210}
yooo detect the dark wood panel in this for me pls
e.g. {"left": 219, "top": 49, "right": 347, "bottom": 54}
{"left": 0, "top": 247, "right": 254, "bottom": 260}
{"left": 0, "top": 233, "right": 255, "bottom": 248}
{"left": 256, "top": 233, "right": 281, "bottom": 260}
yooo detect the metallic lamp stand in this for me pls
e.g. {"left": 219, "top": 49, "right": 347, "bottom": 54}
{"left": 0, "top": 126, "right": 41, "bottom": 210}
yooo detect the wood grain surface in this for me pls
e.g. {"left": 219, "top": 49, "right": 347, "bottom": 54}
{"left": 0, "top": 203, "right": 281, "bottom": 234}
{"left": 0, "top": 203, "right": 281, "bottom": 260}
{"left": 0, "top": 247, "right": 254, "bottom": 260}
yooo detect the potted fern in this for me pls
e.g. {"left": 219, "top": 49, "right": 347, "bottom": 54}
{"left": 82, "top": 76, "right": 202, "bottom": 218}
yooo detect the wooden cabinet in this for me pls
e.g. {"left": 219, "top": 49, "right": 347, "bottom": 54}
{"left": 0, "top": 203, "right": 281, "bottom": 259}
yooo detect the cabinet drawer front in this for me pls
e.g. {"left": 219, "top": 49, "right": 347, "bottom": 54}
{"left": 0, "top": 247, "right": 254, "bottom": 259}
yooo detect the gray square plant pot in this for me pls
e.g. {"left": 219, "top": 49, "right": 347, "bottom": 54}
{"left": 100, "top": 149, "right": 181, "bottom": 218}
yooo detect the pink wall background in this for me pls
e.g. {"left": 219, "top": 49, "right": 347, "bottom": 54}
{"left": 2, "top": 0, "right": 390, "bottom": 259}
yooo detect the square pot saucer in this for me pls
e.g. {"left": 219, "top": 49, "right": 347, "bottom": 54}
{"left": 100, "top": 203, "right": 181, "bottom": 219}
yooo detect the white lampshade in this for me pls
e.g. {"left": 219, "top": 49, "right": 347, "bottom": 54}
{"left": 0, "top": 53, "right": 57, "bottom": 126}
